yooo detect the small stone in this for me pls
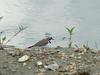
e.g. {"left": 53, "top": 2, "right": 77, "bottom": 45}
{"left": 69, "top": 53, "right": 75, "bottom": 58}
{"left": 18, "top": 55, "right": 30, "bottom": 62}
{"left": 28, "top": 67, "right": 32, "bottom": 70}
{"left": 2, "top": 65, "right": 8, "bottom": 69}
{"left": 94, "top": 56, "right": 100, "bottom": 61}
{"left": 35, "top": 68, "right": 46, "bottom": 73}
{"left": 77, "top": 56, "right": 81, "bottom": 59}
{"left": 39, "top": 68, "right": 46, "bottom": 73}
{"left": 44, "top": 61, "right": 59, "bottom": 71}
{"left": 11, "top": 69, "right": 17, "bottom": 72}
{"left": 91, "top": 49, "right": 98, "bottom": 54}
{"left": 23, "top": 63, "right": 27, "bottom": 66}
{"left": 37, "top": 61, "right": 43, "bottom": 66}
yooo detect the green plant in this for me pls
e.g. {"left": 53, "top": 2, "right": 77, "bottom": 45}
{"left": 0, "top": 25, "right": 27, "bottom": 49}
{"left": 0, "top": 31, "right": 6, "bottom": 49}
{"left": 65, "top": 26, "right": 75, "bottom": 48}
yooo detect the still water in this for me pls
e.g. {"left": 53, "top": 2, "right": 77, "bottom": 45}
{"left": 0, "top": 0, "right": 100, "bottom": 49}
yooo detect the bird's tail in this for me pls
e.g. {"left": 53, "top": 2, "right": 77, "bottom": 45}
{"left": 27, "top": 45, "right": 35, "bottom": 48}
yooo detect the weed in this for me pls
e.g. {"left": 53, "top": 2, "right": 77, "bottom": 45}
{"left": 65, "top": 26, "right": 75, "bottom": 48}
{"left": 0, "top": 31, "right": 6, "bottom": 49}
{"left": 5, "top": 25, "right": 27, "bottom": 44}
{"left": 0, "top": 25, "right": 27, "bottom": 49}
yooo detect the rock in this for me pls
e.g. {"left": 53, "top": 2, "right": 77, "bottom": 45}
{"left": 91, "top": 49, "right": 98, "bottom": 54}
{"left": 2, "top": 64, "right": 8, "bottom": 69}
{"left": 11, "top": 69, "right": 17, "bottom": 72}
{"left": 27, "top": 67, "right": 32, "bottom": 70}
{"left": 6, "top": 48, "right": 24, "bottom": 56}
{"left": 36, "top": 61, "right": 43, "bottom": 68}
{"left": 37, "top": 61, "right": 43, "bottom": 66}
{"left": 66, "top": 62, "right": 77, "bottom": 72}
{"left": 69, "top": 53, "right": 75, "bottom": 58}
{"left": 94, "top": 56, "right": 100, "bottom": 61}
{"left": 77, "top": 56, "right": 81, "bottom": 59}
{"left": 18, "top": 55, "right": 30, "bottom": 62}
{"left": 44, "top": 61, "right": 59, "bottom": 71}
{"left": 23, "top": 63, "right": 27, "bottom": 66}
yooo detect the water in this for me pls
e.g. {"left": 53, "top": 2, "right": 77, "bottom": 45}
{"left": 0, "top": 0, "right": 100, "bottom": 49}
{"left": 70, "top": 0, "right": 100, "bottom": 49}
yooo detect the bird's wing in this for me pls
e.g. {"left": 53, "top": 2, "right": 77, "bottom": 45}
{"left": 33, "top": 39, "right": 48, "bottom": 46}
{"left": 27, "top": 38, "right": 49, "bottom": 48}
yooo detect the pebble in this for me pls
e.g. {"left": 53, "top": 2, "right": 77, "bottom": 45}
{"left": 2, "top": 65, "right": 8, "bottom": 69}
{"left": 18, "top": 55, "right": 30, "bottom": 62}
{"left": 37, "top": 61, "right": 43, "bottom": 66}
{"left": 28, "top": 67, "right": 32, "bottom": 70}
{"left": 11, "top": 69, "right": 17, "bottom": 72}
{"left": 44, "top": 61, "right": 59, "bottom": 71}
{"left": 23, "top": 63, "right": 27, "bottom": 66}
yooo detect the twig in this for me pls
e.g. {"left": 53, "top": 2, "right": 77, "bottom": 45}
{"left": 5, "top": 25, "right": 27, "bottom": 44}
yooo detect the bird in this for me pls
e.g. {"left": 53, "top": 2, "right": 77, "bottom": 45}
{"left": 27, "top": 37, "right": 54, "bottom": 48}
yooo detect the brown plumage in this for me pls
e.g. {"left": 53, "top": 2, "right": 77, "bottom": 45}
{"left": 27, "top": 37, "right": 54, "bottom": 48}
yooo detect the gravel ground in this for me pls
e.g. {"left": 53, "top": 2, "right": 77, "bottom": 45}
{"left": 0, "top": 46, "right": 100, "bottom": 75}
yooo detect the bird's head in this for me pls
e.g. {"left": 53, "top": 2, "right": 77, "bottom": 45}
{"left": 47, "top": 37, "right": 54, "bottom": 43}
{"left": 47, "top": 37, "right": 54, "bottom": 40}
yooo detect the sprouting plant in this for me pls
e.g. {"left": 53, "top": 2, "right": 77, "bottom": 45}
{"left": 5, "top": 25, "right": 27, "bottom": 44}
{"left": 0, "top": 31, "right": 6, "bottom": 49}
{"left": 65, "top": 26, "right": 75, "bottom": 48}
{"left": 0, "top": 25, "right": 27, "bottom": 49}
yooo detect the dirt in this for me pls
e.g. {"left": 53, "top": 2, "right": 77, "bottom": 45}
{"left": 0, "top": 46, "right": 100, "bottom": 75}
